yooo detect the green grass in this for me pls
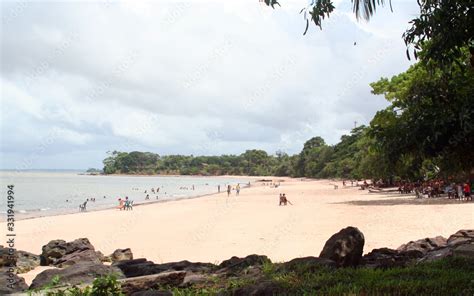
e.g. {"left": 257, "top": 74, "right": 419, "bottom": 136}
{"left": 31, "top": 257, "right": 474, "bottom": 295}
{"left": 175, "top": 257, "right": 474, "bottom": 295}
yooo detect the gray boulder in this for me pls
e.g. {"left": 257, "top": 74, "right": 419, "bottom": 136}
{"left": 113, "top": 258, "right": 216, "bottom": 278}
{"left": 0, "top": 245, "right": 16, "bottom": 267}
{"left": 29, "top": 261, "right": 124, "bottom": 290}
{"left": 397, "top": 236, "right": 447, "bottom": 255}
{"left": 278, "top": 256, "right": 336, "bottom": 272}
{"left": 319, "top": 226, "right": 365, "bottom": 267}
{"left": 217, "top": 254, "right": 270, "bottom": 274}
{"left": 362, "top": 248, "right": 423, "bottom": 268}
{"left": 40, "top": 238, "right": 101, "bottom": 267}
{"left": 110, "top": 248, "right": 133, "bottom": 262}
{"left": 120, "top": 271, "right": 185, "bottom": 295}
{"left": 447, "top": 229, "right": 474, "bottom": 246}
{"left": 16, "top": 250, "right": 41, "bottom": 273}
{"left": 452, "top": 243, "right": 474, "bottom": 259}
{"left": 0, "top": 246, "right": 40, "bottom": 273}
{"left": 0, "top": 267, "right": 28, "bottom": 294}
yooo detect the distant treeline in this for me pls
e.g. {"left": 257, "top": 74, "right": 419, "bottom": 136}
{"left": 103, "top": 48, "right": 474, "bottom": 182}
{"left": 102, "top": 128, "right": 369, "bottom": 178}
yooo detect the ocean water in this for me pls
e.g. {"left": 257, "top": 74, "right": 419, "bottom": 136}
{"left": 0, "top": 171, "right": 250, "bottom": 220}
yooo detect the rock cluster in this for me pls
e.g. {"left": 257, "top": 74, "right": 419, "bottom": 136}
{"left": 3, "top": 228, "right": 473, "bottom": 295}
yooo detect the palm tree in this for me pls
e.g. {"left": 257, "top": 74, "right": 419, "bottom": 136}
{"left": 264, "top": 0, "right": 390, "bottom": 33}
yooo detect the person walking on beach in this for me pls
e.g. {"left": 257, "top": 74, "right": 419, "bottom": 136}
{"left": 227, "top": 185, "right": 231, "bottom": 197}
{"left": 464, "top": 182, "right": 471, "bottom": 201}
{"left": 236, "top": 184, "right": 240, "bottom": 196}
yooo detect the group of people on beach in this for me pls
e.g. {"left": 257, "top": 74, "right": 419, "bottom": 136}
{"left": 222, "top": 184, "right": 241, "bottom": 196}
{"left": 145, "top": 186, "right": 165, "bottom": 200}
{"left": 117, "top": 196, "right": 133, "bottom": 210}
{"left": 394, "top": 180, "right": 472, "bottom": 201}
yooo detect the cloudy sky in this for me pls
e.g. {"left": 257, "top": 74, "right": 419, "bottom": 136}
{"left": 1, "top": 0, "right": 419, "bottom": 170}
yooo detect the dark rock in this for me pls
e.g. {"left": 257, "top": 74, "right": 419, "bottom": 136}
{"left": 397, "top": 236, "right": 447, "bottom": 255}
{"left": 0, "top": 246, "right": 40, "bottom": 273}
{"left": 55, "top": 249, "right": 102, "bottom": 267}
{"left": 419, "top": 247, "right": 453, "bottom": 263}
{"left": 120, "top": 271, "right": 186, "bottom": 295}
{"left": 279, "top": 256, "right": 336, "bottom": 272}
{"left": 40, "top": 239, "right": 67, "bottom": 265}
{"left": 452, "top": 243, "right": 474, "bottom": 259}
{"left": 0, "top": 267, "right": 28, "bottom": 294}
{"left": 29, "top": 261, "right": 124, "bottom": 290}
{"left": 16, "top": 250, "right": 40, "bottom": 273}
{"left": 96, "top": 250, "right": 111, "bottom": 263}
{"left": 319, "top": 226, "right": 365, "bottom": 267}
{"left": 362, "top": 248, "right": 423, "bottom": 268}
{"left": 114, "top": 258, "right": 215, "bottom": 278}
{"left": 230, "top": 281, "right": 284, "bottom": 296}
{"left": 181, "top": 273, "right": 210, "bottom": 287}
{"left": 447, "top": 229, "right": 474, "bottom": 247}
{"left": 0, "top": 245, "right": 16, "bottom": 267}
{"left": 40, "top": 238, "right": 102, "bottom": 267}
{"left": 218, "top": 255, "right": 270, "bottom": 273}
{"left": 111, "top": 248, "right": 133, "bottom": 262}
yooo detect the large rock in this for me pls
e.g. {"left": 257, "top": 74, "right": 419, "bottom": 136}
{"left": 113, "top": 258, "right": 216, "bottom": 278}
{"left": 110, "top": 248, "right": 133, "bottom": 262}
{"left": 397, "top": 236, "right": 447, "bottom": 255}
{"left": 362, "top": 248, "right": 423, "bottom": 268}
{"left": 29, "top": 261, "right": 125, "bottom": 290}
{"left": 447, "top": 230, "right": 474, "bottom": 247}
{"left": 181, "top": 273, "right": 210, "bottom": 287}
{"left": 16, "top": 250, "right": 41, "bottom": 273}
{"left": 120, "top": 271, "right": 186, "bottom": 295}
{"left": 319, "top": 226, "right": 365, "bottom": 267}
{"left": 40, "top": 238, "right": 101, "bottom": 267}
{"left": 0, "top": 267, "right": 28, "bottom": 294}
{"left": 278, "top": 257, "right": 336, "bottom": 272}
{"left": 217, "top": 255, "right": 270, "bottom": 274}
{"left": 452, "top": 243, "right": 474, "bottom": 259}
{"left": 0, "top": 245, "right": 16, "bottom": 267}
{"left": 419, "top": 247, "right": 453, "bottom": 263}
{"left": 0, "top": 246, "right": 40, "bottom": 273}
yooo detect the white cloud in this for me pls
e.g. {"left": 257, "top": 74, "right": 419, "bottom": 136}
{"left": 0, "top": 0, "right": 419, "bottom": 169}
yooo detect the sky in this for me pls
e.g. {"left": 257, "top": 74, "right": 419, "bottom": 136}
{"left": 0, "top": 0, "right": 420, "bottom": 170}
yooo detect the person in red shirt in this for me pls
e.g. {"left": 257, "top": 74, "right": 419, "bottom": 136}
{"left": 464, "top": 182, "right": 471, "bottom": 201}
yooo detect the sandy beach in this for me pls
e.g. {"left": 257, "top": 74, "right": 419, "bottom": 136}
{"left": 5, "top": 178, "right": 474, "bottom": 268}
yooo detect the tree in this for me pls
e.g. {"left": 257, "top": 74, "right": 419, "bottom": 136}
{"left": 263, "top": 0, "right": 474, "bottom": 66}
{"left": 369, "top": 47, "right": 474, "bottom": 178}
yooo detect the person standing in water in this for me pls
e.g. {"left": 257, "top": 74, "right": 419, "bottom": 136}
{"left": 218, "top": 185, "right": 221, "bottom": 193}
{"left": 227, "top": 185, "right": 231, "bottom": 197}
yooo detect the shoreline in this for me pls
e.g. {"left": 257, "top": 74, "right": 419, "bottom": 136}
{"left": 3, "top": 177, "right": 261, "bottom": 222}
{"left": 5, "top": 178, "right": 472, "bottom": 265}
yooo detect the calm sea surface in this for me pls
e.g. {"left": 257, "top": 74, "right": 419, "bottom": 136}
{"left": 0, "top": 171, "right": 251, "bottom": 220}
